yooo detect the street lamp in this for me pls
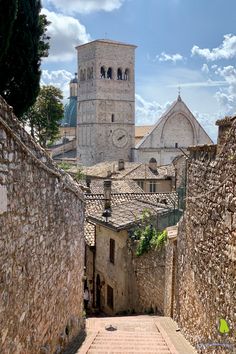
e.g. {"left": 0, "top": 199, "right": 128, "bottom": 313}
{"left": 102, "top": 179, "right": 112, "bottom": 222}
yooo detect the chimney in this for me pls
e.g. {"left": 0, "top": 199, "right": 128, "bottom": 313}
{"left": 118, "top": 159, "right": 125, "bottom": 171}
{"left": 85, "top": 176, "right": 91, "bottom": 193}
{"left": 107, "top": 170, "right": 112, "bottom": 178}
{"left": 103, "top": 179, "right": 112, "bottom": 210}
{"left": 149, "top": 158, "right": 158, "bottom": 172}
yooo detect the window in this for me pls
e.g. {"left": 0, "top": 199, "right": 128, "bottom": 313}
{"left": 111, "top": 114, "right": 115, "bottom": 122}
{"left": 107, "top": 285, "right": 114, "bottom": 309}
{"left": 124, "top": 68, "right": 129, "bottom": 80}
{"left": 100, "top": 66, "right": 106, "bottom": 79}
{"left": 117, "top": 68, "right": 122, "bottom": 80}
{"left": 109, "top": 238, "right": 115, "bottom": 264}
{"left": 80, "top": 69, "right": 84, "bottom": 81}
{"left": 149, "top": 181, "right": 157, "bottom": 193}
{"left": 137, "top": 180, "right": 144, "bottom": 190}
{"left": 107, "top": 67, "right": 112, "bottom": 79}
{"left": 175, "top": 142, "right": 178, "bottom": 148}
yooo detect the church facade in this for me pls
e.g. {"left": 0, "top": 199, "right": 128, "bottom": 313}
{"left": 76, "top": 39, "right": 136, "bottom": 166}
{"left": 134, "top": 95, "right": 213, "bottom": 165}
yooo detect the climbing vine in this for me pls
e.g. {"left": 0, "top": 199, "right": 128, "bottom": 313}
{"left": 129, "top": 210, "right": 168, "bottom": 256}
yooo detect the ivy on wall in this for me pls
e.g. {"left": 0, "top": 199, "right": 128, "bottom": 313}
{"left": 129, "top": 209, "right": 167, "bottom": 256}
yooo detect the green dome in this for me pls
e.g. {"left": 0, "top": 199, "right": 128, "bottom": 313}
{"left": 61, "top": 96, "right": 77, "bottom": 127}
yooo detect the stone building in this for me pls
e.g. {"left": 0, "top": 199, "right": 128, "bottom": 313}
{"left": 0, "top": 97, "right": 85, "bottom": 354}
{"left": 134, "top": 94, "right": 213, "bottom": 165}
{"left": 80, "top": 159, "right": 176, "bottom": 193}
{"left": 174, "top": 116, "right": 236, "bottom": 353}
{"left": 86, "top": 197, "right": 174, "bottom": 315}
{"left": 76, "top": 39, "right": 136, "bottom": 166}
{"left": 84, "top": 181, "right": 182, "bottom": 316}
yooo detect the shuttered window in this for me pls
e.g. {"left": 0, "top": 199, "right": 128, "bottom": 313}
{"left": 109, "top": 238, "right": 115, "bottom": 264}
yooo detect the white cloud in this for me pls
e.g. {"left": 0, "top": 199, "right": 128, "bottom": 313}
{"left": 201, "top": 63, "right": 209, "bottom": 74}
{"left": 194, "top": 111, "right": 218, "bottom": 142}
{"left": 191, "top": 34, "right": 236, "bottom": 61}
{"left": 214, "top": 65, "right": 236, "bottom": 115}
{"left": 42, "top": 0, "right": 124, "bottom": 15}
{"left": 168, "top": 80, "right": 227, "bottom": 88}
{"left": 135, "top": 94, "right": 171, "bottom": 125}
{"left": 41, "top": 9, "right": 91, "bottom": 62}
{"left": 156, "top": 52, "right": 184, "bottom": 63}
{"left": 41, "top": 70, "right": 74, "bottom": 101}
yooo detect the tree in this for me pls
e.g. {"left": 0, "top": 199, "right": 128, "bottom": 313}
{"left": 23, "top": 86, "right": 64, "bottom": 147}
{"left": 0, "top": 0, "right": 50, "bottom": 117}
{"left": 0, "top": 0, "right": 18, "bottom": 61}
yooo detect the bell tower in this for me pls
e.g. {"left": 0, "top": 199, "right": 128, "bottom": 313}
{"left": 76, "top": 39, "right": 136, "bottom": 166}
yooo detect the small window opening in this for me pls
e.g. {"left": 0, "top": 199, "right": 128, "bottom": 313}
{"left": 175, "top": 142, "right": 178, "bottom": 148}
{"left": 111, "top": 114, "right": 115, "bottom": 122}
{"left": 149, "top": 181, "right": 157, "bottom": 193}
{"left": 87, "top": 68, "right": 90, "bottom": 80}
{"left": 124, "top": 68, "right": 129, "bottom": 81}
{"left": 109, "top": 239, "right": 115, "bottom": 264}
{"left": 107, "top": 67, "right": 112, "bottom": 79}
{"left": 83, "top": 69, "right": 86, "bottom": 81}
{"left": 80, "top": 69, "right": 84, "bottom": 81}
{"left": 137, "top": 181, "right": 144, "bottom": 190}
{"left": 100, "top": 66, "right": 106, "bottom": 79}
{"left": 117, "top": 68, "right": 122, "bottom": 80}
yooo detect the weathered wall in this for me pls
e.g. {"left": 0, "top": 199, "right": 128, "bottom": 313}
{"left": 91, "top": 223, "right": 170, "bottom": 316}
{"left": 131, "top": 247, "right": 166, "bottom": 315}
{"left": 0, "top": 97, "right": 85, "bottom": 354}
{"left": 175, "top": 119, "right": 236, "bottom": 353}
{"left": 94, "top": 226, "right": 132, "bottom": 315}
{"left": 77, "top": 40, "right": 136, "bottom": 166}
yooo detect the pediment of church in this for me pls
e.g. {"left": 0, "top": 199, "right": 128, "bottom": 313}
{"left": 136, "top": 96, "right": 213, "bottom": 149}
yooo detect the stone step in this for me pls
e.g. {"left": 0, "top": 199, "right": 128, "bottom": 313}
{"left": 87, "top": 350, "right": 171, "bottom": 354}
{"left": 93, "top": 340, "right": 166, "bottom": 345}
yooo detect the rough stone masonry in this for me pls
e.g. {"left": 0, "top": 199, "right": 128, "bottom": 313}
{"left": 0, "top": 96, "right": 85, "bottom": 354}
{"left": 175, "top": 117, "right": 236, "bottom": 354}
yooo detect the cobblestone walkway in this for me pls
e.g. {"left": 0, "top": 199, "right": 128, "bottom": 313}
{"left": 76, "top": 316, "right": 197, "bottom": 354}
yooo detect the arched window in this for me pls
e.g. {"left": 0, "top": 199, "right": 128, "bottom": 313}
{"left": 117, "top": 68, "right": 122, "bottom": 80}
{"left": 107, "top": 67, "right": 112, "bottom": 79}
{"left": 80, "top": 69, "right": 84, "bottom": 81}
{"left": 124, "top": 68, "right": 129, "bottom": 81}
{"left": 100, "top": 66, "right": 106, "bottom": 79}
{"left": 90, "top": 67, "right": 93, "bottom": 79}
{"left": 87, "top": 68, "right": 91, "bottom": 80}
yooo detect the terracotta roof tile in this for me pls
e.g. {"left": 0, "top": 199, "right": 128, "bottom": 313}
{"left": 89, "top": 199, "right": 170, "bottom": 229}
{"left": 75, "top": 161, "right": 174, "bottom": 180}
{"left": 84, "top": 191, "right": 178, "bottom": 246}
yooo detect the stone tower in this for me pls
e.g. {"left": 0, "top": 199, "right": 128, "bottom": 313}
{"left": 76, "top": 39, "right": 136, "bottom": 166}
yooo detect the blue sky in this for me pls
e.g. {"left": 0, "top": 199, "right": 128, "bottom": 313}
{"left": 41, "top": 0, "right": 236, "bottom": 141}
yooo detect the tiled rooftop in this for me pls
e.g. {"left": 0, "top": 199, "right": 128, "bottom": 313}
{"left": 79, "top": 179, "right": 144, "bottom": 194}
{"left": 88, "top": 199, "right": 170, "bottom": 230}
{"left": 84, "top": 192, "right": 178, "bottom": 246}
{"left": 73, "top": 161, "right": 175, "bottom": 180}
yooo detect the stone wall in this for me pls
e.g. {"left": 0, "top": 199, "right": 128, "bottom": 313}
{"left": 174, "top": 118, "right": 236, "bottom": 353}
{"left": 131, "top": 247, "right": 166, "bottom": 315}
{"left": 0, "top": 97, "right": 85, "bottom": 354}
